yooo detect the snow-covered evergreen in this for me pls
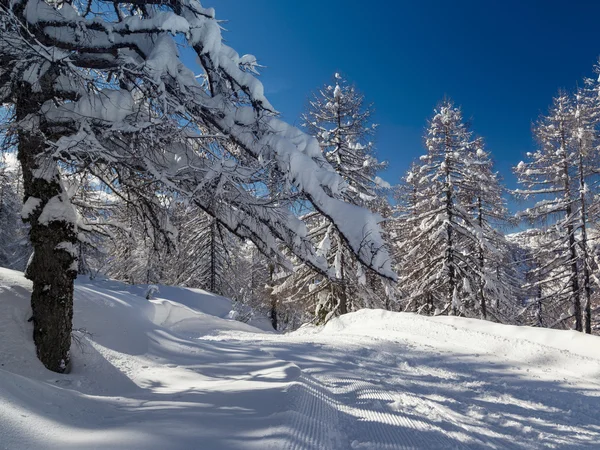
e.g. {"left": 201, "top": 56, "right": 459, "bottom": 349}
{"left": 274, "top": 74, "right": 391, "bottom": 323}
{"left": 514, "top": 89, "right": 600, "bottom": 333}
{"left": 170, "top": 209, "right": 232, "bottom": 295}
{"left": 396, "top": 100, "right": 516, "bottom": 319}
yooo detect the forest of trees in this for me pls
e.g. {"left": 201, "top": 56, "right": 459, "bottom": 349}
{"left": 1, "top": 0, "right": 600, "bottom": 374}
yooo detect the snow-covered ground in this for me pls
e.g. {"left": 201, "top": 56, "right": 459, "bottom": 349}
{"left": 1, "top": 267, "right": 599, "bottom": 449}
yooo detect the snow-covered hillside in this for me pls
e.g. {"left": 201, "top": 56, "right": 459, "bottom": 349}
{"left": 1, "top": 268, "right": 599, "bottom": 449}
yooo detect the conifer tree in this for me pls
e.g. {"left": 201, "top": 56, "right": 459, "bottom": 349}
{"left": 398, "top": 101, "right": 479, "bottom": 315}
{"left": 397, "top": 100, "right": 514, "bottom": 319}
{"left": 514, "top": 93, "right": 584, "bottom": 331}
{"left": 275, "top": 74, "right": 390, "bottom": 323}
{"left": 171, "top": 208, "right": 233, "bottom": 296}
{"left": 572, "top": 81, "right": 599, "bottom": 333}
{"left": 462, "top": 138, "right": 516, "bottom": 320}
{"left": 393, "top": 160, "right": 435, "bottom": 312}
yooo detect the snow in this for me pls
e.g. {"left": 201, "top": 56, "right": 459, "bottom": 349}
{"left": 21, "top": 197, "right": 41, "bottom": 220}
{"left": 55, "top": 242, "right": 77, "bottom": 257}
{"left": 43, "top": 90, "right": 135, "bottom": 124}
{"left": 0, "top": 151, "right": 19, "bottom": 172}
{"left": 333, "top": 84, "right": 342, "bottom": 100}
{"left": 374, "top": 175, "right": 391, "bottom": 189}
{"left": 37, "top": 192, "right": 78, "bottom": 226}
{"left": 1, "top": 267, "right": 599, "bottom": 449}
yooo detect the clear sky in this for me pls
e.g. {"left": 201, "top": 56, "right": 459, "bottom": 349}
{"left": 209, "top": 0, "right": 600, "bottom": 193}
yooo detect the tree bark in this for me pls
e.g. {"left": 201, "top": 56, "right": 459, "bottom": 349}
{"left": 560, "top": 145, "right": 582, "bottom": 332}
{"left": 577, "top": 152, "right": 592, "bottom": 334}
{"left": 477, "top": 196, "right": 487, "bottom": 320}
{"left": 16, "top": 81, "right": 77, "bottom": 373}
{"left": 337, "top": 249, "right": 348, "bottom": 315}
{"left": 444, "top": 130, "right": 457, "bottom": 315}
{"left": 210, "top": 218, "right": 216, "bottom": 293}
{"left": 268, "top": 263, "right": 277, "bottom": 330}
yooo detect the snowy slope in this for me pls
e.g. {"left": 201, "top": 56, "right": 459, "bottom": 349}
{"left": 1, "top": 268, "right": 600, "bottom": 449}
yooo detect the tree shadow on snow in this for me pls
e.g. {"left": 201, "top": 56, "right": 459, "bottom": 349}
{"left": 253, "top": 339, "right": 600, "bottom": 449}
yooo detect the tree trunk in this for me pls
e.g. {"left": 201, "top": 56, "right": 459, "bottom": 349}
{"left": 337, "top": 243, "right": 348, "bottom": 315}
{"left": 269, "top": 299, "right": 278, "bottom": 330}
{"left": 16, "top": 81, "right": 77, "bottom": 373}
{"left": 268, "top": 263, "right": 277, "bottom": 330}
{"left": 577, "top": 152, "right": 592, "bottom": 334}
{"left": 567, "top": 212, "right": 582, "bottom": 332}
{"left": 444, "top": 131, "right": 457, "bottom": 315}
{"left": 477, "top": 196, "right": 487, "bottom": 319}
{"left": 210, "top": 218, "right": 216, "bottom": 293}
{"left": 561, "top": 150, "right": 582, "bottom": 332}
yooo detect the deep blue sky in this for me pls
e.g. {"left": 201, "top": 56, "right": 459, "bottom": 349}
{"left": 210, "top": 0, "right": 600, "bottom": 192}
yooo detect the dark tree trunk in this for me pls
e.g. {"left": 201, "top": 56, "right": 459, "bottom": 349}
{"left": 210, "top": 218, "right": 216, "bottom": 293}
{"left": 16, "top": 81, "right": 77, "bottom": 373}
{"left": 560, "top": 148, "right": 582, "bottom": 332}
{"left": 270, "top": 300, "right": 278, "bottom": 330}
{"left": 444, "top": 131, "right": 457, "bottom": 316}
{"left": 535, "top": 263, "right": 544, "bottom": 327}
{"left": 337, "top": 250, "right": 348, "bottom": 315}
{"left": 477, "top": 196, "right": 487, "bottom": 320}
{"left": 577, "top": 152, "right": 592, "bottom": 334}
{"left": 268, "top": 263, "right": 277, "bottom": 330}
{"left": 567, "top": 209, "right": 582, "bottom": 332}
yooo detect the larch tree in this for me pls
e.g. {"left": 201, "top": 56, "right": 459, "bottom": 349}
{"left": 461, "top": 137, "right": 516, "bottom": 320}
{"left": 170, "top": 207, "right": 233, "bottom": 295}
{"left": 393, "top": 160, "right": 435, "bottom": 313}
{"left": 276, "top": 73, "right": 390, "bottom": 323}
{"left": 397, "top": 101, "right": 478, "bottom": 315}
{"left": 0, "top": 1, "right": 393, "bottom": 372}
{"left": 103, "top": 187, "right": 173, "bottom": 286}
{"left": 514, "top": 92, "right": 585, "bottom": 331}
{"left": 508, "top": 228, "right": 558, "bottom": 327}
{"left": 572, "top": 80, "right": 600, "bottom": 334}
{"left": 397, "top": 100, "right": 511, "bottom": 318}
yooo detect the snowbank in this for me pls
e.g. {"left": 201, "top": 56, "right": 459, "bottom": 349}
{"left": 317, "top": 309, "right": 600, "bottom": 381}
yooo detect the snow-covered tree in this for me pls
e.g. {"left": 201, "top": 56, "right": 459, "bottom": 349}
{"left": 100, "top": 182, "right": 174, "bottom": 286}
{"left": 461, "top": 138, "right": 517, "bottom": 320}
{"left": 397, "top": 100, "right": 514, "bottom": 319}
{"left": 508, "top": 229, "right": 559, "bottom": 327}
{"left": 0, "top": 2, "right": 393, "bottom": 372}
{"left": 303, "top": 73, "right": 387, "bottom": 206}
{"left": 392, "top": 161, "right": 429, "bottom": 310}
{"left": 170, "top": 207, "right": 233, "bottom": 295}
{"left": 397, "top": 101, "right": 477, "bottom": 315}
{"left": 227, "top": 242, "right": 279, "bottom": 328}
{"left": 571, "top": 80, "right": 600, "bottom": 333}
{"left": 275, "top": 74, "right": 391, "bottom": 323}
{"left": 514, "top": 92, "right": 596, "bottom": 332}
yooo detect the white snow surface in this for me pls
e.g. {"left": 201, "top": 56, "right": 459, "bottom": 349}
{"left": 1, "top": 267, "right": 599, "bottom": 449}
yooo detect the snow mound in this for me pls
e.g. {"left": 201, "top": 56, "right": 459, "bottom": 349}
{"left": 318, "top": 309, "right": 600, "bottom": 380}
